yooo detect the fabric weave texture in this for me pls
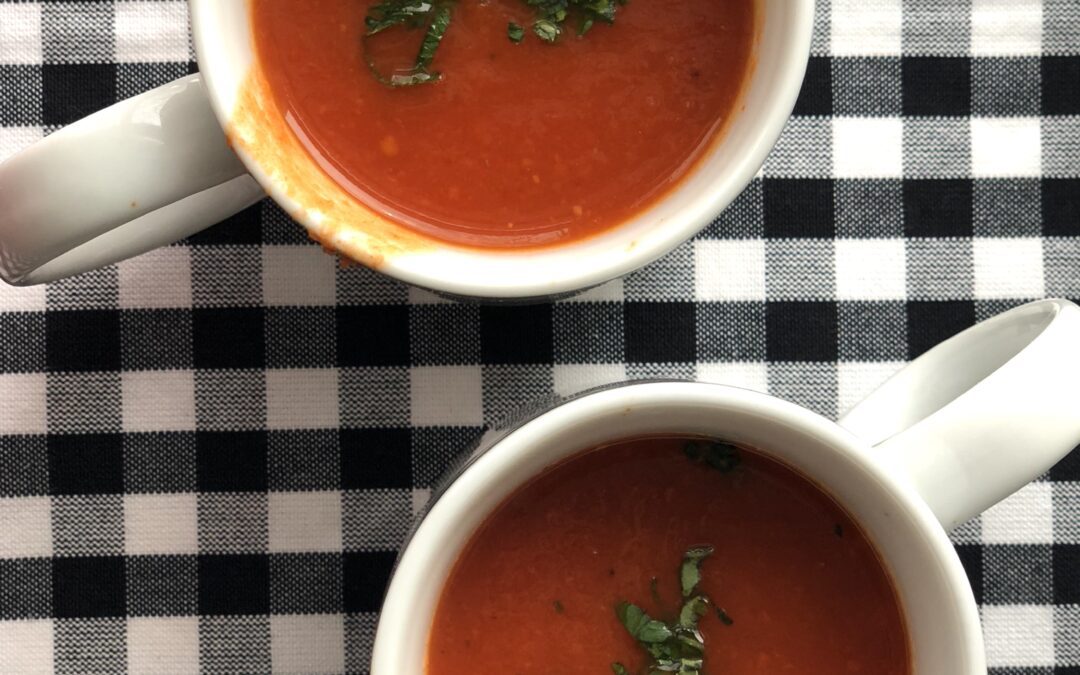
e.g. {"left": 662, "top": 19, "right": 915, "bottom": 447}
{"left": 1, "top": 0, "right": 1079, "bottom": 673}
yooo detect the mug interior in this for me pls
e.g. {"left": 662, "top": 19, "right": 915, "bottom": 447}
{"left": 190, "top": 0, "right": 813, "bottom": 298}
{"left": 371, "top": 382, "right": 985, "bottom": 674}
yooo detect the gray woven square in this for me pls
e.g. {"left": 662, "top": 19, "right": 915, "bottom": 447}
{"left": 1055, "top": 605, "right": 1080, "bottom": 665}
{"left": 191, "top": 246, "right": 262, "bottom": 307}
{"left": 116, "top": 62, "right": 189, "bottom": 100}
{"left": 345, "top": 613, "right": 379, "bottom": 675}
{"left": 762, "top": 117, "right": 832, "bottom": 178}
{"left": 193, "top": 370, "right": 265, "bottom": 431}
{"left": 343, "top": 489, "right": 412, "bottom": 552}
{"left": 0, "top": 65, "right": 43, "bottom": 126}
{"left": 1044, "top": 238, "right": 1080, "bottom": 298}
{"left": 197, "top": 492, "right": 268, "bottom": 554}
{"left": 700, "top": 179, "right": 763, "bottom": 239}
{"left": 625, "top": 241, "right": 696, "bottom": 301}
{"left": 697, "top": 301, "right": 766, "bottom": 361}
{"left": 54, "top": 618, "right": 126, "bottom": 675}
{"left": 838, "top": 301, "right": 907, "bottom": 361}
{"left": 1043, "top": 117, "right": 1080, "bottom": 179}
{"left": 975, "top": 299, "right": 1029, "bottom": 322}
{"left": 811, "top": 0, "right": 829, "bottom": 56}
{"left": 767, "top": 362, "right": 838, "bottom": 418}
{"left": 983, "top": 544, "right": 1053, "bottom": 604}
{"left": 337, "top": 261, "right": 410, "bottom": 306}
{"left": 1053, "top": 481, "right": 1080, "bottom": 544}
{"left": 766, "top": 239, "right": 836, "bottom": 300}
{"left": 1044, "top": 0, "right": 1080, "bottom": 56}
{"left": 902, "top": 0, "right": 970, "bottom": 55}
{"left": 199, "top": 615, "right": 271, "bottom": 675}
{"left": 42, "top": 2, "right": 114, "bottom": 64}
{"left": 626, "top": 362, "right": 696, "bottom": 381}
{"left": 46, "top": 267, "right": 118, "bottom": 311}
{"left": 835, "top": 179, "right": 905, "bottom": 238}
{"left": 833, "top": 57, "right": 902, "bottom": 116}
{"left": 973, "top": 58, "right": 1040, "bottom": 117}
{"left": 904, "top": 117, "right": 971, "bottom": 178}
{"left": 52, "top": 495, "right": 124, "bottom": 556}
{"left": 906, "top": 238, "right": 974, "bottom": 299}
{"left": 481, "top": 364, "right": 555, "bottom": 427}
{"left": 47, "top": 372, "right": 122, "bottom": 434}
{"left": 340, "top": 367, "right": 409, "bottom": 428}
{"left": 974, "top": 179, "right": 1042, "bottom": 237}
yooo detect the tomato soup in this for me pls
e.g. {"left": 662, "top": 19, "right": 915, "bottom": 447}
{"left": 427, "top": 437, "right": 910, "bottom": 674}
{"left": 251, "top": 0, "right": 755, "bottom": 248}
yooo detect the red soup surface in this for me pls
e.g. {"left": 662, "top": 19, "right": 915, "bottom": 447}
{"left": 250, "top": 0, "right": 755, "bottom": 248}
{"left": 427, "top": 437, "right": 910, "bottom": 674}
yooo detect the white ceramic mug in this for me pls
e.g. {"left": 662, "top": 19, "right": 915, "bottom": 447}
{"left": 372, "top": 298, "right": 1080, "bottom": 674}
{"left": 0, "top": 0, "right": 813, "bottom": 298}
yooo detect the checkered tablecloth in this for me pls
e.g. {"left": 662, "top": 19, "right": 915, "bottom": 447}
{"left": 0, "top": 0, "right": 1078, "bottom": 673}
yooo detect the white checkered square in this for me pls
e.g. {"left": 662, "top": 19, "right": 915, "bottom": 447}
{"left": 122, "top": 370, "right": 196, "bottom": 432}
{"left": 118, "top": 247, "right": 193, "bottom": 309}
{"left": 837, "top": 361, "right": 903, "bottom": 416}
{"left": 0, "top": 496, "right": 52, "bottom": 557}
{"left": 833, "top": 117, "right": 904, "bottom": 178}
{"left": 973, "top": 237, "right": 1045, "bottom": 299}
{"left": 0, "top": 126, "right": 44, "bottom": 163}
{"left": 0, "top": 4, "right": 43, "bottom": 65}
{"left": 124, "top": 493, "right": 198, "bottom": 555}
{"left": 835, "top": 238, "right": 907, "bottom": 300}
{"left": 265, "top": 368, "right": 340, "bottom": 430}
{"left": 271, "top": 614, "right": 345, "bottom": 675}
{"left": 127, "top": 617, "right": 199, "bottom": 675}
{"left": 410, "top": 366, "right": 483, "bottom": 426}
{"left": 0, "top": 620, "right": 54, "bottom": 674}
{"left": 971, "top": 117, "right": 1042, "bottom": 178}
{"left": 982, "top": 604, "right": 1056, "bottom": 667}
{"left": 263, "top": 246, "right": 337, "bottom": 307}
{"left": 981, "top": 481, "right": 1054, "bottom": 545}
{"left": 971, "top": 0, "right": 1042, "bottom": 56}
{"left": 830, "top": 0, "right": 901, "bottom": 56}
{"left": 0, "top": 373, "right": 47, "bottom": 434}
{"left": 114, "top": 1, "right": 190, "bottom": 63}
{"left": 697, "top": 362, "right": 769, "bottom": 393}
{"left": 268, "top": 490, "right": 343, "bottom": 553}
{"left": 694, "top": 240, "right": 766, "bottom": 301}
{"left": 553, "top": 364, "right": 627, "bottom": 397}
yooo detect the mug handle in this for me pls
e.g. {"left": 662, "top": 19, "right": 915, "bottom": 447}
{"left": 0, "top": 74, "right": 264, "bottom": 285}
{"left": 839, "top": 298, "right": 1080, "bottom": 531}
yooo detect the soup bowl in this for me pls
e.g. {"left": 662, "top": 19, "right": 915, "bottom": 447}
{"left": 372, "top": 298, "right": 1080, "bottom": 673}
{"left": 0, "top": 0, "right": 813, "bottom": 299}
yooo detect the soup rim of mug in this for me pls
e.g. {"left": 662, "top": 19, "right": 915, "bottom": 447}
{"left": 189, "top": 0, "right": 815, "bottom": 299}
{"left": 371, "top": 381, "right": 985, "bottom": 673}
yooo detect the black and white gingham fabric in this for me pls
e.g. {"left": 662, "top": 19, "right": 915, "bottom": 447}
{"left": 1, "top": 1, "right": 1079, "bottom": 673}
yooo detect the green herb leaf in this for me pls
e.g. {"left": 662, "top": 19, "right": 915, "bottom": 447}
{"left": 680, "top": 546, "right": 713, "bottom": 599}
{"left": 362, "top": 0, "right": 453, "bottom": 87}
{"left": 507, "top": 21, "right": 525, "bottom": 42}
{"left": 616, "top": 602, "right": 673, "bottom": 644}
{"left": 553, "top": 599, "right": 564, "bottom": 614}
{"left": 611, "top": 663, "right": 629, "bottom": 675}
{"left": 677, "top": 595, "right": 710, "bottom": 630}
{"left": 578, "top": 16, "right": 594, "bottom": 35}
{"left": 533, "top": 18, "right": 560, "bottom": 42}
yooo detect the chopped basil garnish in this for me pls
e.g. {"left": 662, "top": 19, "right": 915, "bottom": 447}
{"left": 363, "top": 0, "right": 628, "bottom": 86}
{"left": 614, "top": 546, "right": 730, "bottom": 675}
